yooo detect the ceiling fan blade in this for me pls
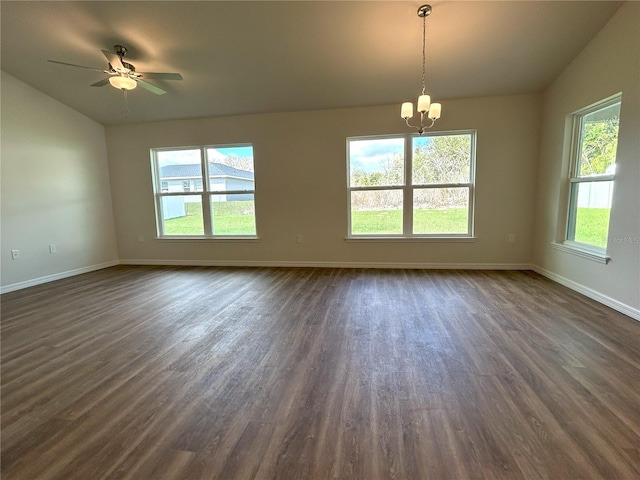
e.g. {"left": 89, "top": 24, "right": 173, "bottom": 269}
{"left": 138, "top": 72, "right": 183, "bottom": 81}
{"left": 48, "top": 60, "right": 104, "bottom": 72}
{"left": 102, "top": 49, "right": 125, "bottom": 72}
{"left": 136, "top": 79, "right": 167, "bottom": 95}
{"left": 90, "top": 78, "right": 111, "bottom": 87}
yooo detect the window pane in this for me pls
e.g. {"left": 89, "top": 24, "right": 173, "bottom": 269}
{"left": 413, "top": 188, "right": 469, "bottom": 234}
{"left": 157, "top": 149, "right": 203, "bottom": 192}
{"left": 207, "top": 146, "right": 255, "bottom": 192}
{"left": 349, "top": 138, "right": 405, "bottom": 187}
{"left": 413, "top": 134, "right": 471, "bottom": 185}
{"left": 211, "top": 194, "right": 256, "bottom": 235}
{"left": 578, "top": 102, "right": 620, "bottom": 177}
{"left": 161, "top": 195, "right": 204, "bottom": 235}
{"left": 568, "top": 181, "right": 613, "bottom": 248}
{"left": 350, "top": 190, "right": 403, "bottom": 234}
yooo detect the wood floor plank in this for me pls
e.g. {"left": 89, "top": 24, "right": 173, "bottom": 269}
{"left": 2, "top": 266, "right": 639, "bottom": 479}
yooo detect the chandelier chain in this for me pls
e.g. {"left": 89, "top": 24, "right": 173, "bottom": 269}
{"left": 421, "top": 12, "right": 426, "bottom": 95}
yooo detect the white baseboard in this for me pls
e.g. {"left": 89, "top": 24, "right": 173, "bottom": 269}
{"left": 5, "top": 259, "right": 636, "bottom": 322}
{"left": 120, "top": 258, "right": 533, "bottom": 270}
{"left": 531, "top": 265, "right": 640, "bottom": 322}
{"left": 0, "top": 260, "right": 120, "bottom": 295}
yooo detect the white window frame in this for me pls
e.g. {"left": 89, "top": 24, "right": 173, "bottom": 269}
{"left": 346, "top": 131, "right": 476, "bottom": 239}
{"left": 563, "top": 94, "right": 621, "bottom": 258}
{"left": 151, "top": 144, "right": 257, "bottom": 239}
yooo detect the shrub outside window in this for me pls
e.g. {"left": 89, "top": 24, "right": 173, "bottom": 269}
{"left": 151, "top": 144, "right": 256, "bottom": 238}
{"left": 347, "top": 131, "right": 476, "bottom": 237}
{"left": 566, "top": 96, "right": 621, "bottom": 251}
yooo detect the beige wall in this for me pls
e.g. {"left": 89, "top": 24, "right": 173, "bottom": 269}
{"left": 106, "top": 94, "right": 540, "bottom": 267}
{"left": 0, "top": 71, "right": 118, "bottom": 291}
{"left": 533, "top": 2, "right": 639, "bottom": 315}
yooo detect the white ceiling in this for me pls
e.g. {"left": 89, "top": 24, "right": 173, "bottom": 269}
{"left": 1, "top": 1, "right": 623, "bottom": 126}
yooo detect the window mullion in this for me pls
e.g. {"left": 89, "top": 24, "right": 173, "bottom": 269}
{"left": 200, "top": 147, "right": 213, "bottom": 235}
{"left": 151, "top": 152, "right": 164, "bottom": 237}
{"left": 574, "top": 116, "right": 585, "bottom": 177}
{"left": 570, "top": 175, "right": 615, "bottom": 183}
{"left": 403, "top": 135, "right": 413, "bottom": 236}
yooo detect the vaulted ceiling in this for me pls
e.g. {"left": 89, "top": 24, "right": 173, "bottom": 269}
{"left": 1, "top": 1, "right": 623, "bottom": 126}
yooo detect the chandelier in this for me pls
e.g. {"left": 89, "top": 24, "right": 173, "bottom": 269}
{"left": 401, "top": 4, "right": 441, "bottom": 134}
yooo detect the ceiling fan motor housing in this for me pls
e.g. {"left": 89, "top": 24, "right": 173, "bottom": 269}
{"left": 114, "top": 45, "right": 128, "bottom": 57}
{"left": 109, "top": 61, "right": 136, "bottom": 74}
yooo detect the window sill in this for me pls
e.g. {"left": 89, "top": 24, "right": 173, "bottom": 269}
{"left": 550, "top": 242, "right": 610, "bottom": 264}
{"left": 156, "top": 236, "right": 260, "bottom": 243}
{"left": 345, "top": 236, "right": 476, "bottom": 243}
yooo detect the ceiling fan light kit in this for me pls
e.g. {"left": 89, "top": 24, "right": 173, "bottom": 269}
{"left": 401, "top": 4, "right": 442, "bottom": 134}
{"left": 109, "top": 75, "right": 137, "bottom": 90}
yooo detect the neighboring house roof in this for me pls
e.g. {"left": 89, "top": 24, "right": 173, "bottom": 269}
{"left": 160, "top": 162, "right": 253, "bottom": 180}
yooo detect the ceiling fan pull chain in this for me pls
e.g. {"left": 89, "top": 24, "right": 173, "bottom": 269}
{"left": 123, "top": 88, "right": 130, "bottom": 118}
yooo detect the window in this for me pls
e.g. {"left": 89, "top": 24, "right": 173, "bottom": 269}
{"left": 566, "top": 95, "right": 620, "bottom": 252}
{"left": 151, "top": 144, "right": 257, "bottom": 238}
{"left": 347, "top": 131, "right": 475, "bottom": 237}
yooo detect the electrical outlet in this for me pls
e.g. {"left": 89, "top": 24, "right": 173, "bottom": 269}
{"left": 49, "top": 244, "right": 57, "bottom": 254}
{"left": 137, "top": 235, "right": 144, "bottom": 243}
{"left": 508, "top": 233, "right": 516, "bottom": 243}
{"left": 296, "top": 234, "right": 303, "bottom": 244}
{"left": 11, "top": 249, "right": 20, "bottom": 260}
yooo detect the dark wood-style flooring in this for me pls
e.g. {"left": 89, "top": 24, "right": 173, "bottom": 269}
{"left": 2, "top": 266, "right": 639, "bottom": 479}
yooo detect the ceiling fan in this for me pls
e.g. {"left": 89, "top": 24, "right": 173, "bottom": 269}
{"left": 48, "top": 45, "right": 182, "bottom": 95}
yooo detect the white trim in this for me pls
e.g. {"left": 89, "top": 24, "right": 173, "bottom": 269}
{"left": 120, "top": 258, "right": 530, "bottom": 270}
{"left": 118, "top": 259, "right": 637, "bottom": 322}
{"left": 4, "top": 259, "right": 636, "bottom": 323}
{"left": 550, "top": 241, "right": 610, "bottom": 264}
{"left": 0, "top": 260, "right": 120, "bottom": 295}
{"left": 569, "top": 174, "right": 615, "bottom": 183}
{"left": 155, "top": 236, "right": 260, "bottom": 242}
{"left": 345, "top": 236, "right": 476, "bottom": 243}
{"left": 532, "top": 265, "right": 639, "bottom": 322}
